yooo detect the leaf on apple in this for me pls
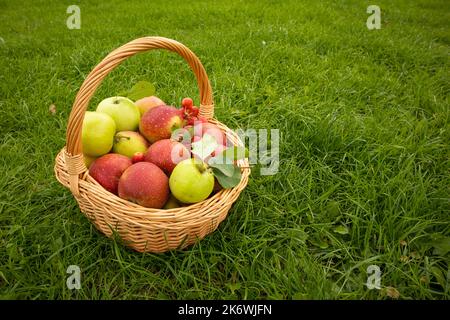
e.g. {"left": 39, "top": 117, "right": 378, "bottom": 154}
{"left": 191, "top": 133, "right": 218, "bottom": 161}
{"left": 209, "top": 146, "right": 249, "bottom": 165}
{"left": 209, "top": 163, "right": 235, "bottom": 177}
{"left": 126, "top": 81, "right": 156, "bottom": 101}
{"left": 212, "top": 165, "right": 241, "bottom": 188}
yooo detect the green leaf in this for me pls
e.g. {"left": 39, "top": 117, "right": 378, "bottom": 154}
{"left": 333, "top": 225, "right": 349, "bottom": 235}
{"left": 209, "top": 146, "right": 249, "bottom": 164}
{"left": 191, "top": 134, "right": 218, "bottom": 161}
{"left": 126, "top": 81, "right": 155, "bottom": 101}
{"left": 212, "top": 166, "right": 241, "bottom": 188}
{"left": 209, "top": 163, "right": 235, "bottom": 177}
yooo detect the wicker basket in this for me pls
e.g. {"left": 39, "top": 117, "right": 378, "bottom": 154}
{"left": 54, "top": 36, "right": 250, "bottom": 253}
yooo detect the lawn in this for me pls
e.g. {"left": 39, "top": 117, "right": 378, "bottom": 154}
{"left": 0, "top": 0, "right": 449, "bottom": 299}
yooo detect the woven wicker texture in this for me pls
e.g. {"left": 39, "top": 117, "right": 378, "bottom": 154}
{"left": 54, "top": 36, "right": 250, "bottom": 253}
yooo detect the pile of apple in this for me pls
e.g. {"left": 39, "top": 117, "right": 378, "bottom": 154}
{"left": 82, "top": 95, "right": 242, "bottom": 209}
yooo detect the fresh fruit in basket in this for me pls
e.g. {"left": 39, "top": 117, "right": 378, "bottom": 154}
{"left": 118, "top": 162, "right": 169, "bottom": 208}
{"left": 181, "top": 98, "right": 202, "bottom": 126}
{"left": 135, "top": 96, "right": 165, "bottom": 116}
{"left": 131, "top": 152, "right": 145, "bottom": 163}
{"left": 163, "top": 194, "right": 182, "bottom": 209}
{"left": 89, "top": 153, "right": 132, "bottom": 194}
{"left": 84, "top": 93, "right": 246, "bottom": 208}
{"left": 194, "top": 122, "right": 227, "bottom": 146}
{"left": 205, "top": 144, "right": 227, "bottom": 163}
{"left": 82, "top": 111, "right": 116, "bottom": 157}
{"left": 96, "top": 97, "right": 141, "bottom": 131}
{"left": 139, "top": 105, "right": 184, "bottom": 143}
{"left": 112, "top": 131, "right": 148, "bottom": 158}
{"left": 169, "top": 158, "right": 214, "bottom": 204}
{"left": 83, "top": 154, "right": 97, "bottom": 169}
{"left": 144, "top": 139, "right": 190, "bottom": 175}
{"left": 181, "top": 97, "right": 194, "bottom": 109}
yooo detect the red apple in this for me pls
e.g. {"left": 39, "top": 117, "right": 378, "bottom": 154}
{"left": 135, "top": 96, "right": 165, "bottom": 116}
{"left": 170, "top": 127, "right": 193, "bottom": 151}
{"left": 204, "top": 143, "right": 227, "bottom": 163}
{"left": 89, "top": 153, "right": 132, "bottom": 194}
{"left": 132, "top": 152, "right": 145, "bottom": 163}
{"left": 144, "top": 139, "right": 190, "bottom": 174}
{"left": 118, "top": 162, "right": 169, "bottom": 208}
{"left": 139, "top": 105, "right": 184, "bottom": 143}
{"left": 193, "top": 122, "right": 227, "bottom": 146}
{"left": 212, "top": 144, "right": 226, "bottom": 157}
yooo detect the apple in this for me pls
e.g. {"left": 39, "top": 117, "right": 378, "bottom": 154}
{"left": 169, "top": 158, "right": 214, "bottom": 204}
{"left": 82, "top": 111, "right": 116, "bottom": 157}
{"left": 118, "top": 162, "right": 169, "bottom": 208}
{"left": 170, "top": 127, "right": 193, "bottom": 151}
{"left": 96, "top": 96, "right": 140, "bottom": 131}
{"left": 193, "top": 122, "right": 227, "bottom": 146}
{"left": 163, "top": 194, "right": 182, "bottom": 209}
{"left": 112, "top": 131, "right": 149, "bottom": 158}
{"left": 83, "top": 154, "right": 97, "bottom": 169}
{"left": 89, "top": 153, "right": 132, "bottom": 194}
{"left": 211, "top": 144, "right": 226, "bottom": 157}
{"left": 139, "top": 105, "right": 184, "bottom": 143}
{"left": 144, "top": 139, "right": 190, "bottom": 174}
{"left": 135, "top": 96, "right": 165, "bottom": 116}
{"left": 131, "top": 152, "right": 145, "bottom": 163}
{"left": 204, "top": 144, "right": 227, "bottom": 164}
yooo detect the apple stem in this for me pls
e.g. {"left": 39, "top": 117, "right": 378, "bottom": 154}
{"left": 195, "top": 162, "right": 206, "bottom": 173}
{"left": 115, "top": 135, "right": 131, "bottom": 143}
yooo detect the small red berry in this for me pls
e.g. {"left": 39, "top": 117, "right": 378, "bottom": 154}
{"left": 186, "top": 117, "right": 196, "bottom": 126}
{"left": 191, "top": 106, "right": 200, "bottom": 117}
{"left": 182, "top": 97, "right": 193, "bottom": 109}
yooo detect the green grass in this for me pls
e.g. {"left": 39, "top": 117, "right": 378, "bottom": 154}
{"left": 0, "top": 0, "right": 449, "bottom": 299}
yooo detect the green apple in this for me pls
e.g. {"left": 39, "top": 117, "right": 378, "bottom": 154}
{"left": 82, "top": 111, "right": 116, "bottom": 157}
{"left": 112, "top": 131, "right": 149, "bottom": 158}
{"left": 163, "top": 194, "right": 182, "bottom": 209}
{"left": 96, "top": 96, "right": 140, "bottom": 131}
{"left": 169, "top": 158, "right": 214, "bottom": 204}
{"left": 83, "top": 154, "right": 97, "bottom": 168}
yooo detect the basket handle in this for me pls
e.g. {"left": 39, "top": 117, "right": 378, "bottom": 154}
{"left": 64, "top": 36, "right": 214, "bottom": 196}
